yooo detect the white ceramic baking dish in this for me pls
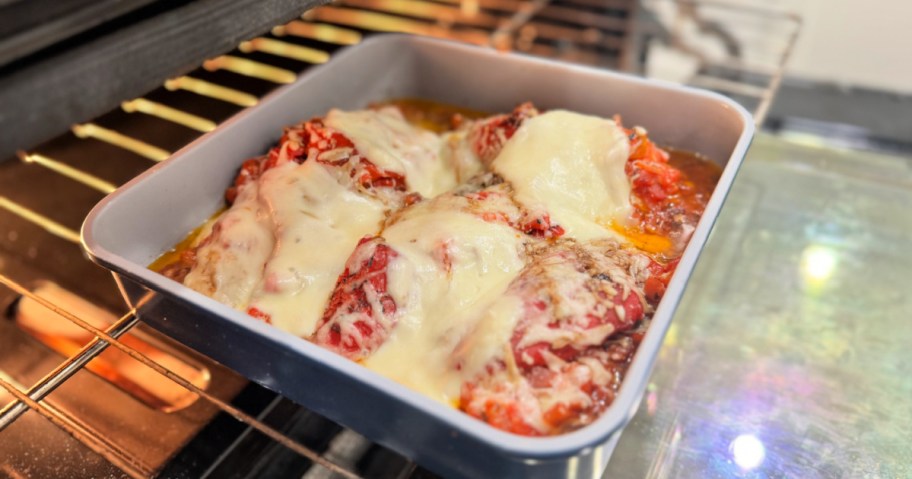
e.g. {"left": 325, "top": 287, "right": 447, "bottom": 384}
{"left": 82, "top": 34, "right": 754, "bottom": 478}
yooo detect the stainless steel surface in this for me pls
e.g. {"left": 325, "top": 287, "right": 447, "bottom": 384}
{"left": 603, "top": 133, "right": 912, "bottom": 478}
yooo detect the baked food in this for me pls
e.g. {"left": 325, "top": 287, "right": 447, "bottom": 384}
{"left": 157, "top": 101, "right": 717, "bottom": 435}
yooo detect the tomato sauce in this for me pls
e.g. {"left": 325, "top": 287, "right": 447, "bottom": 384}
{"left": 149, "top": 99, "right": 723, "bottom": 437}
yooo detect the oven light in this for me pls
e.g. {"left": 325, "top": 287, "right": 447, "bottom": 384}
{"left": 801, "top": 244, "right": 838, "bottom": 283}
{"left": 730, "top": 433, "right": 765, "bottom": 470}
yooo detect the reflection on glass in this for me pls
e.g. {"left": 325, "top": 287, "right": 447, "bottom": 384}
{"left": 730, "top": 433, "right": 765, "bottom": 470}
{"left": 800, "top": 244, "right": 838, "bottom": 285}
{"left": 605, "top": 136, "right": 912, "bottom": 478}
{"left": 646, "top": 383, "right": 658, "bottom": 416}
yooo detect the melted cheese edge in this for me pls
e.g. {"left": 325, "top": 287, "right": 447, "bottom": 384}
{"left": 441, "top": 126, "right": 484, "bottom": 183}
{"left": 245, "top": 160, "right": 387, "bottom": 336}
{"left": 325, "top": 107, "right": 456, "bottom": 197}
{"left": 184, "top": 181, "right": 274, "bottom": 308}
{"left": 491, "top": 110, "right": 632, "bottom": 240}
{"left": 362, "top": 203, "right": 526, "bottom": 405}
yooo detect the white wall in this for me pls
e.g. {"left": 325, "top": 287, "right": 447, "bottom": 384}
{"left": 641, "top": 0, "right": 912, "bottom": 94}
{"left": 785, "top": 0, "right": 912, "bottom": 93}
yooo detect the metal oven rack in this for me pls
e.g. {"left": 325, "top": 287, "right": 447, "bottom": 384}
{"left": 0, "top": 1, "right": 799, "bottom": 477}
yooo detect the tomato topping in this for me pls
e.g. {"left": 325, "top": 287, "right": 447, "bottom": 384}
{"left": 510, "top": 272, "right": 644, "bottom": 371}
{"left": 312, "top": 237, "right": 399, "bottom": 360}
{"left": 459, "top": 241, "right": 652, "bottom": 435}
{"left": 519, "top": 213, "right": 565, "bottom": 239}
{"left": 460, "top": 383, "right": 543, "bottom": 436}
{"left": 210, "top": 104, "right": 717, "bottom": 438}
{"left": 226, "top": 117, "right": 406, "bottom": 205}
{"left": 461, "top": 335, "right": 638, "bottom": 435}
{"left": 470, "top": 102, "right": 539, "bottom": 163}
{"left": 643, "top": 257, "right": 679, "bottom": 305}
{"left": 246, "top": 306, "right": 272, "bottom": 324}
{"left": 616, "top": 122, "right": 707, "bottom": 253}
{"left": 352, "top": 158, "right": 407, "bottom": 191}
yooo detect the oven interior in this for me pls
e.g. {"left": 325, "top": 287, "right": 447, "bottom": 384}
{"left": 0, "top": 1, "right": 799, "bottom": 477}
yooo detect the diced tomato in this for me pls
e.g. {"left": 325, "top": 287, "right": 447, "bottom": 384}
{"left": 471, "top": 102, "right": 539, "bottom": 163}
{"left": 519, "top": 213, "right": 565, "bottom": 239}
{"left": 643, "top": 277, "right": 666, "bottom": 305}
{"left": 479, "top": 211, "right": 510, "bottom": 223}
{"left": 226, "top": 118, "right": 405, "bottom": 206}
{"left": 352, "top": 158, "right": 407, "bottom": 191}
{"left": 247, "top": 306, "right": 272, "bottom": 324}
{"left": 432, "top": 240, "right": 453, "bottom": 274}
{"left": 460, "top": 384, "right": 542, "bottom": 436}
{"left": 624, "top": 129, "right": 680, "bottom": 207}
{"left": 511, "top": 283, "right": 643, "bottom": 370}
{"left": 543, "top": 402, "right": 577, "bottom": 426}
{"left": 458, "top": 241, "right": 651, "bottom": 435}
{"left": 461, "top": 335, "right": 638, "bottom": 435}
{"left": 402, "top": 192, "right": 423, "bottom": 207}
{"left": 617, "top": 121, "right": 704, "bottom": 245}
{"left": 643, "top": 257, "right": 679, "bottom": 305}
{"left": 312, "top": 237, "right": 399, "bottom": 360}
{"left": 481, "top": 400, "right": 541, "bottom": 436}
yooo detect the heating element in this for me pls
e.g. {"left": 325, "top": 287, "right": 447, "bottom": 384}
{"left": 0, "top": 1, "right": 799, "bottom": 477}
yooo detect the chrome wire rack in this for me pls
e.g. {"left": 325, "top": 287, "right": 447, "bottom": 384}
{"left": 0, "top": 275, "right": 365, "bottom": 479}
{"left": 0, "top": 1, "right": 799, "bottom": 477}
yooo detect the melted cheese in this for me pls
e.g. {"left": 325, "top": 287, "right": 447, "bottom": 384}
{"left": 362, "top": 201, "right": 526, "bottom": 405}
{"left": 245, "top": 160, "right": 387, "bottom": 336}
{"left": 325, "top": 108, "right": 456, "bottom": 197}
{"left": 182, "top": 106, "right": 655, "bottom": 432}
{"left": 537, "top": 358, "right": 593, "bottom": 412}
{"left": 184, "top": 180, "right": 274, "bottom": 308}
{"left": 491, "top": 110, "right": 631, "bottom": 240}
{"left": 441, "top": 127, "right": 484, "bottom": 183}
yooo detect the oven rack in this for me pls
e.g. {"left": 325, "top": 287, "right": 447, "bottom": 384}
{"left": 0, "top": 1, "right": 800, "bottom": 477}
{"left": 0, "top": 274, "right": 370, "bottom": 479}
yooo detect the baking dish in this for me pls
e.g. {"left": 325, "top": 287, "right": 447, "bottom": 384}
{"left": 82, "top": 34, "right": 753, "bottom": 478}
